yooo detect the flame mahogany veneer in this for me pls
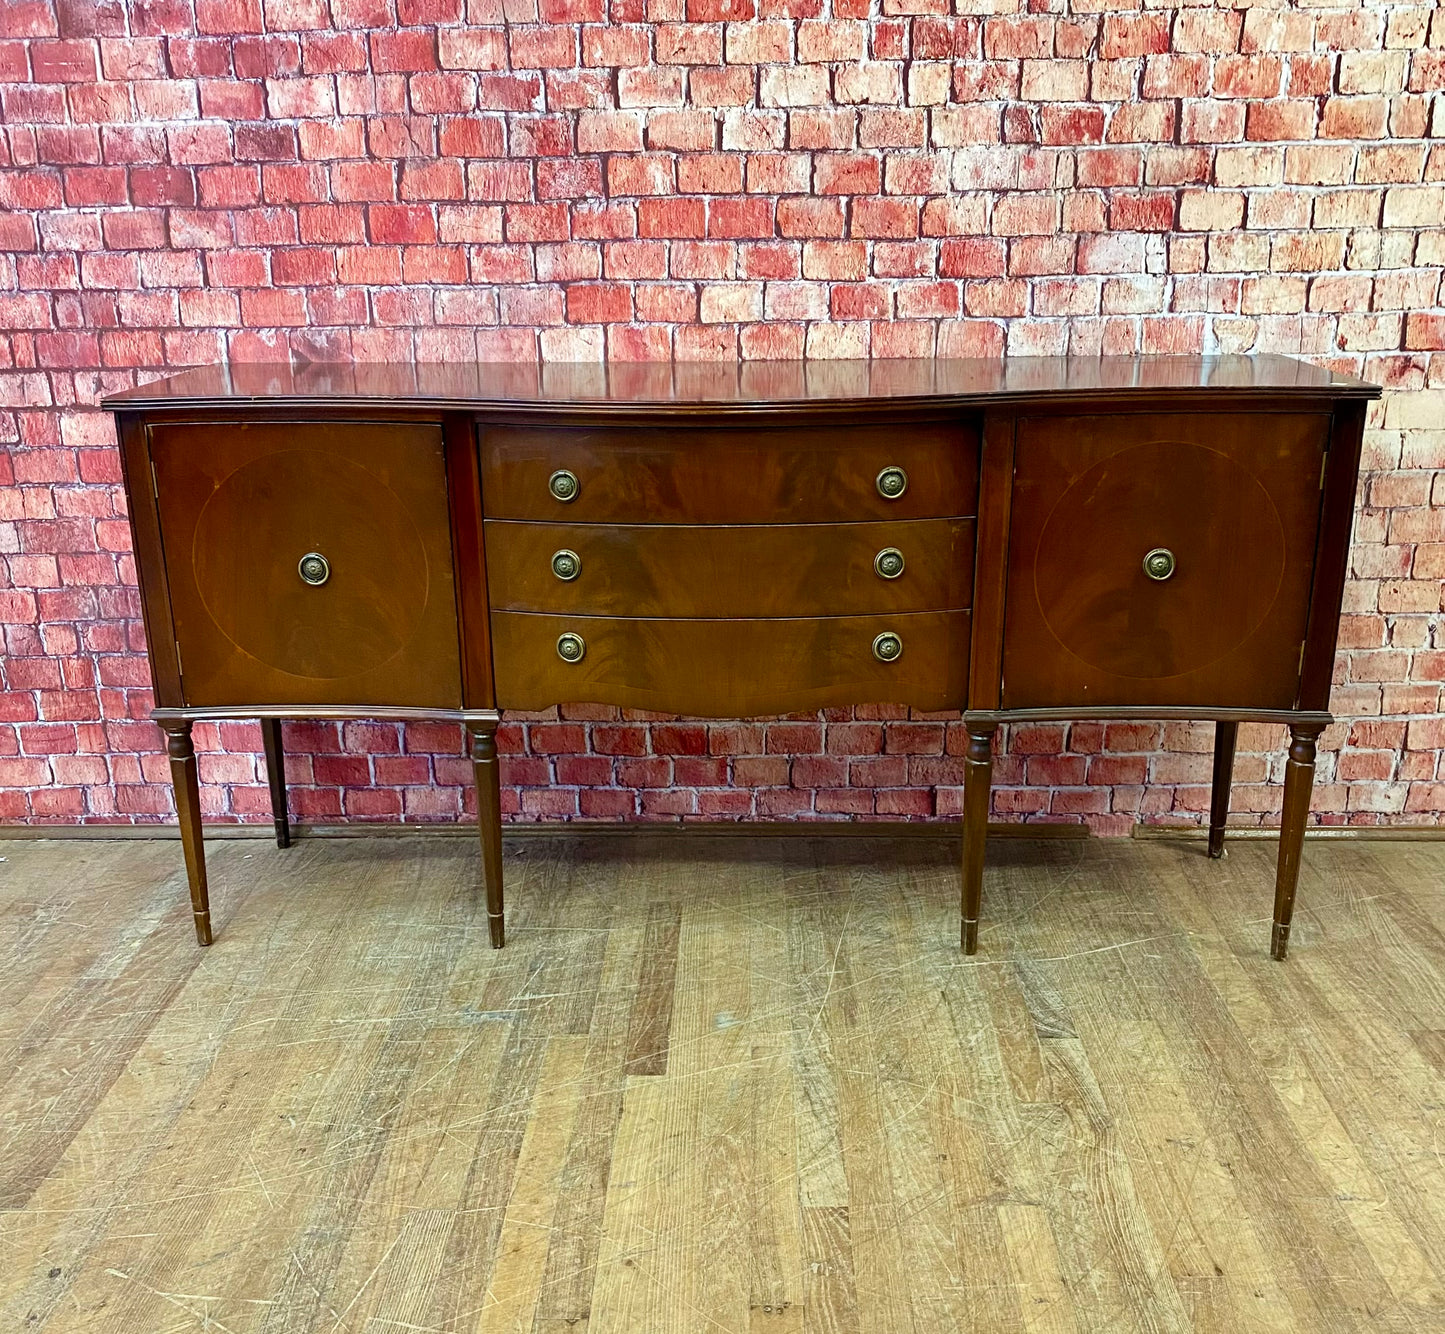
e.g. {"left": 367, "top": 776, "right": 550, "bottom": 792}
{"left": 107, "top": 355, "right": 1379, "bottom": 959}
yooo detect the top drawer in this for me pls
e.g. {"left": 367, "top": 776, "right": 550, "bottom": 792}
{"left": 478, "top": 420, "right": 978, "bottom": 523}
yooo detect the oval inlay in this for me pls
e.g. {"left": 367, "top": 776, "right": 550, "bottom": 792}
{"left": 192, "top": 451, "right": 430, "bottom": 680}
{"left": 1031, "top": 441, "right": 1288, "bottom": 680}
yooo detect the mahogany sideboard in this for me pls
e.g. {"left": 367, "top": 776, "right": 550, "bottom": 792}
{"left": 106, "top": 355, "right": 1380, "bottom": 959}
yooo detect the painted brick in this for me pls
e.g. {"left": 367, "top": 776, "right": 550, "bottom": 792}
{"left": 726, "top": 22, "right": 792, "bottom": 65}
{"left": 638, "top": 197, "right": 706, "bottom": 238}
{"left": 798, "top": 21, "right": 865, "bottom": 63}
{"left": 758, "top": 66, "right": 827, "bottom": 108}
{"left": 746, "top": 152, "right": 809, "bottom": 194}
{"left": 722, "top": 110, "right": 785, "bottom": 151}
{"left": 647, "top": 111, "right": 718, "bottom": 151}
{"left": 1020, "top": 59, "right": 1086, "bottom": 102}
{"left": 776, "top": 196, "right": 844, "bottom": 238}
{"left": 577, "top": 112, "right": 644, "bottom": 153}
{"left": 1100, "top": 15, "right": 1169, "bottom": 59}
{"left": 813, "top": 153, "right": 880, "bottom": 196}
{"left": 1322, "top": 97, "right": 1391, "bottom": 140}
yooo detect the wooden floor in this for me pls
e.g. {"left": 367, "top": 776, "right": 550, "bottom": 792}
{"left": 3, "top": 831, "right": 1445, "bottom": 1333}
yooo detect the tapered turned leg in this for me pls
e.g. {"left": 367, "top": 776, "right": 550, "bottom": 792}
{"left": 1208, "top": 720, "right": 1238, "bottom": 859}
{"left": 1271, "top": 722, "right": 1324, "bottom": 961}
{"left": 468, "top": 719, "right": 506, "bottom": 948}
{"left": 961, "top": 722, "right": 997, "bottom": 954}
{"left": 260, "top": 717, "right": 291, "bottom": 849}
{"left": 161, "top": 720, "right": 212, "bottom": 946}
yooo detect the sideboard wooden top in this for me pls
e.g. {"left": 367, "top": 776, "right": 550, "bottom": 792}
{"left": 106, "top": 354, "right": 1379, "bottom": 414}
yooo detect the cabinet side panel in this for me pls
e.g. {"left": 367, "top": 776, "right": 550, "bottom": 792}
{"left": 447, "top": 414, "right": 495, "bottom": 709}
{"left": 116, "top": 412, "right": 183, "bottom": 706}
{"left": 967, "top": 411, "right": 1015, "bottom": 712}
{"left": 1298, "top": 398, "right": 1368, "bottom": 713}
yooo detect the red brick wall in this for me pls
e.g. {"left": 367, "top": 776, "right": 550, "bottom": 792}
{"left": 1, "top": 0, "right": 1442, "bottom": 831}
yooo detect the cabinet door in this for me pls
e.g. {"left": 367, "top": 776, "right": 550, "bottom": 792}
{"left": 1001, "top": 411, "right": 1330, "bottom": 711}
{"left": 149, "top": 419, "right": 463, "bottom": 709}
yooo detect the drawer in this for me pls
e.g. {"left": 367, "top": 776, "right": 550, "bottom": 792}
{"left": 484, "top": 518, "right": 975, "bottom": 618}
{"left": 1002, "top": 411, "right": 1330, "bottom": 710}
{"left": 149, "top": 420, "right": 463, "bottom": 709}
{"left": 479, "top": 420, "right": 978, "bottom": 523}
{"left": 491, "top": 611, "right": 971, "bottom": 716}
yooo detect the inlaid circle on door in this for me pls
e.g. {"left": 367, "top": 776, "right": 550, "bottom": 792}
{"left": 1030, "top": 440, "right": 1288, "bottom": 680}
{"left": 191, "top": 450, "right": 432, "bottom": 680}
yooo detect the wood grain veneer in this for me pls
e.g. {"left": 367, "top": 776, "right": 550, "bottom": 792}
{"left": 478, "top": 420, "right": 979, "bottom": 523}
{"left": 484, "top": 518, "right": 976, "bottom": 618}
{"left": 490, "top": 609, "right": 973, "bottom": 716}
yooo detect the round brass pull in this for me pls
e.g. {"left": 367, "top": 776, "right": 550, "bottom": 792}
{"left": 551, "top": 549, "right": 581, "bottom": 581}
{"left": 874, "top": 547, "right": 905, "bottom": 580}
{"left": 1143, "top": 547, "right": 1176, "bottom": 582}
{"left": 548, "top": 469, "right": 579, "bottom": 502}
{"left": 297, "top": 552, "right": 330, "bottom": 587}
{"left": 556, "top": 632, "right": 586, "bottom": 663}
{"left": 872, "top": 631, "right": 903, "bottom": 663}
{"left": 876, "top": 466, "right": 908, "bottom": 500}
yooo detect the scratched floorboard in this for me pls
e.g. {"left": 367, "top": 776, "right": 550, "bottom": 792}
{"left": 2, "top": 832, "right": 1444, "bottom": 1333}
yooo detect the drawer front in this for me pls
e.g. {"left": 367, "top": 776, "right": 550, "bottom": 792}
{"left": 479, "top": 420, "right": 978, "bottom": 523}
{"left": 485, "top": 518, "right": 975, "bottom": 618}
{"left": 150, "top": 420, "right": 463, "bottom": 709}
{"left": 1002, "top": 411, "right": 1330, "bottom": 711}
{"left": 491, "top": 611, "right": 971, "bottom": 715}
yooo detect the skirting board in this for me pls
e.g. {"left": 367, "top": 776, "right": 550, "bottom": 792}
{"left": 0, "top": 819, "right": 1073, "bottom": 842}
{"left": 1134, "top": 824, "right": 1444, "bottom": 841}
{"left": 0, "top": 821, "right": 1440, "bottom": 843}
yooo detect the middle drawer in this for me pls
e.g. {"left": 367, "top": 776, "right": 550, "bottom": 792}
{"left": 485, "top": 518, "right": 975, "bottom": 619}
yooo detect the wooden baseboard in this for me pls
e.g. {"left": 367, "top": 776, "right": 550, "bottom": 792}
{"left": 2, "top": 819, "right": 1438, "bottom": 844}
{"left": 0, "top": 819, "right": 1084, "bottom": 842}
{"left": 1133, "top": 824, "right": 1444, "bottom": 842}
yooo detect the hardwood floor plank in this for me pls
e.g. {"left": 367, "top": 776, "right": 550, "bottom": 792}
{"left": 623, "top": 901, "right": 682, "bottom": 1078}
{"left": 800, "top": 1206, "right": 860, "bottom": 1334}
{"left": 1, "top": 834, "right": 1442, "bottom": 1334}
{"left": 530, "top": 897, "right": 637, "bottom": 1333}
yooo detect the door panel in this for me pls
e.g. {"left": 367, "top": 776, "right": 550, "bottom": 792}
{"left": 150, "top": 419, "right": 463, "bottom": 709}
{"left": 1001, "top": 412, "right": 1329, "bottom": 710}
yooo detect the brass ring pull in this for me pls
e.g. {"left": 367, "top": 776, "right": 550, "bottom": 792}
{"left": 876, "top": 466, "right": 908, "bottom": 500}
{"left": 548, "top": 469, "right": 579, "bottom": 502}
{"left": 1143, "top": 548, "right": 1176, "bottom": 582}
{"left": 872, "top": 631, "right": 903, "bottom": 663}
{"left": 551, "top": 549, "right": 581, "bottom": 581}
{"left": 874, "top": 547, "right": 905, "bottom": 580}
{"left": 297, "top": 552, "right": 330, "bottom": 587}
{"left": 556, "top": 632, "right": 586, "bottom": 663}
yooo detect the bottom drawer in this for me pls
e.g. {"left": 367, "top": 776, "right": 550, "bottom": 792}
{"left": 491, "top": 612, "right": 971, "bottom": 716}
